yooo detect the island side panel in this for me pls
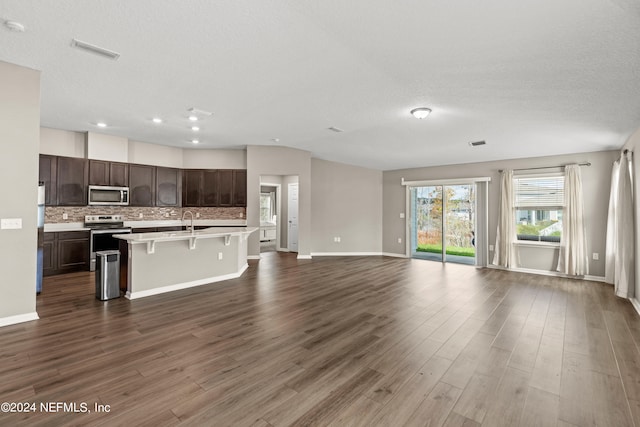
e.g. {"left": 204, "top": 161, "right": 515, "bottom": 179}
{"left": 128, "top": 236, "right": 242, "bottom": 297}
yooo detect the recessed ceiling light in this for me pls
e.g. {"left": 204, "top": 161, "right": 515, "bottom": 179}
{"left": 271, "top": 138, "right": 280, "bottom": 143}
{"left": 152, "top": 117, "right": 163, "bottom": 124}
{"left": 191, "top": 139, "right": 199, "bottom": 144}
{"left": 191, "top": 126, "right": 200, "bottom": 131}
{"left": 96, "top": 122, "right": 107, "bottom": 128}
{"left": 410, "top": 107, "right": 432, "bottom": 119}
{"left": 188, "top": 115, "right": 198, "bottom": 122}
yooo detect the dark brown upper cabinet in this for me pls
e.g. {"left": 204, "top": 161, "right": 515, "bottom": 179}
{"left": 89, "top": 160, "right": 129, "bottom": 187}
{"left": 233, "top": 169, "right": 247, "bottom": 207}
{"left": 38, "top": 154, "right": 57, "bottom": 206}
{"left": 202, "top": 170, "right": 220, "bottom": 206}
{"left": 156, "top": 167, "right": 181, "bottom": 207}
{"left": 56, "top": 156, "right": 88, "bottom": 206}
{"left": 129, "top": 164, "right": 155, "bottom": 206}
{"left": 182, "top": 169, "right": 203, "bottom": 207}
{"left": 88, "top": 160, "right": 109, "bottom": 186}
{"left": 110, "top": 162, "right": 129, "bottom": 187}
{"left": 218, "top": 170, "right": 233, "bottom": 207}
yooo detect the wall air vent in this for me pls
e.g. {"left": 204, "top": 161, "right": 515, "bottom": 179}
{"left": 469, "top": 140, "right": 486, "bottom": 147}
{"left": 70, "top": 39, "right": 120, "bottom": 60}
{"left": 327, "top": 126, "right": 345, "bottom": 133}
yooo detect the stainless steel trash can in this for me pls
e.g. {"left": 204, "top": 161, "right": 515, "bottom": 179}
{"left": 95, "top": 250, "right": 120, "bottom": 300}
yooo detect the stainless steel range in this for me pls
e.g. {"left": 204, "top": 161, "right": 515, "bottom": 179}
{"left": 85, "top": 215, "right": 131, "bottom": 271}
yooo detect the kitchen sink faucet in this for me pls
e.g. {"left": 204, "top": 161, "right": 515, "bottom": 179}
{"left": 182, "top": 210, "right": 195, "bottom": 233}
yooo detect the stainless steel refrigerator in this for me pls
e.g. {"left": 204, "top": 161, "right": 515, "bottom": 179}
{"left": 36, "top": 183, "right": 44, "bottom": 294}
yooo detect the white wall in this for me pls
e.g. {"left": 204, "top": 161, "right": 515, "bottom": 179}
{"left": 623, "top": 127, "right": 640, "bottom": 301}
{"left": 40, "top": 127, "right": 85, "bottom": 158}
{"left": 383, "top": 150, "right": 618, "bottom": 277}
{"left": 183, "top": 149, "right": 246, "bottom": 169}
{"left": 0, "top": 61, "right": 40, "bottom": 325}
{"left": 87, "top": 132, "right": 128, "bottom": 162}
{"left": 311, "top": 158, "right": 383, "bottom": 254}
{"left": 128, "top": 140, "right": 183, "bottom": 168}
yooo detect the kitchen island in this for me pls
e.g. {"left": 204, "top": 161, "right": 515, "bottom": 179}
{"left": 115, "top": 227, "right": 258, "bottom": 299}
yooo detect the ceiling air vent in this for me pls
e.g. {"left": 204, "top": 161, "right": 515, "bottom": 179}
{"left": 469, "top": 140, "right": 486, "bottom": 147}
{"left": 327, "top": 126, "right": 345, "bottom": 133}
{"left": 70, "top": 39, "right": 120, "bottom": 60}
{"left": 187, "top": 107, "right": 213, "bottom": 117}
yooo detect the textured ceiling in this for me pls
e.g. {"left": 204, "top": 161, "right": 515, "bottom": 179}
{"left": 1, "top": 0, "right": 639, "bottom": 170}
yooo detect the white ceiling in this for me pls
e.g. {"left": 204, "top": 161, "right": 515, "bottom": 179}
{"left": 1, "top": 0, "right": 639, "bottom": 171}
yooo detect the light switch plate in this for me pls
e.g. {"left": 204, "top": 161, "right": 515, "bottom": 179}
{"left": 400, "top": 213, "right": 405, "bottom": 219}
{"left": 1, "top": 218, "right": 22, "bottom": 229}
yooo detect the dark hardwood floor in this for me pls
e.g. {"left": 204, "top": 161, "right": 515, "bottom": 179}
{"left": 1, "top": 253, "right": 640, "bottom": 426}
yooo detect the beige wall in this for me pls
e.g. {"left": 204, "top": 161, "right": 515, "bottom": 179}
{"left": 247, "top": 146, "right": 311, "bottom": 257}
{"left": 311, "top": 158, "right": 382, "bottom": 254}
{"left": 182, "top": 149, "right": 246, "bottom": 169}
{"left": 0, "top": 61, "right": 40, "bottom": 323}
{"left": 383, "top": 150, "right": 618, "bottom": 277}
{"left": 623, "top": 126, "right": 640, "bottom": 301}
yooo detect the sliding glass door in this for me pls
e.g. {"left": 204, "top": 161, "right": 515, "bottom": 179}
{"left": 410, "top": 183, "right": 476, "bottom": 265}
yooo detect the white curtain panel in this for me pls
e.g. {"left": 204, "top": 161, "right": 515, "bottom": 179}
{"left": 557, "top": 164, "right": 589, "bottom": 276}
{"left": 605, "top": 151, "right": 635, "bottom": 298}
{"left": 492, "top": 169, "right": 516, "bottom": 268}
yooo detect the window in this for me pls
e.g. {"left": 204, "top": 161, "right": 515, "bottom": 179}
{"left": 260, "top": 192, "right": 275, "bottom": 223}
{"left": 514, "top": 175, "right": 564, "bottom": 243}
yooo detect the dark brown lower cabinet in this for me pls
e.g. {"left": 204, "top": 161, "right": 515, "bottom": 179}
{"left": 43, "top": 231, "right": 90, "bottom": 276}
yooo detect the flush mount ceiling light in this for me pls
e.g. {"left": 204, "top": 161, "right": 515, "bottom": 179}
{"left": 191, "top": 139, "right": 199, "bottom": 144}
{"left": 191, "top": 126, "right": 200, "bottom": 131}
{"left": 410, "top": 107, "right": 432, "bottom": 119}
{"left": 188, "top": 115, "right": 198, "bottom": 122}
{"left": 96, "top": 122, "right": 107, "bottom": 128}
{"left": 152, "top": 117, "right": 163, "bottom": 124}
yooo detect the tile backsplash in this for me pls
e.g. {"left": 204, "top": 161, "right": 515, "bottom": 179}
{"left": 45, "top": 206, "right": 246, "bottom": 223}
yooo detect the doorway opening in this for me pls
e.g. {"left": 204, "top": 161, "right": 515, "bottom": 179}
{"left": 259, "top": 175, "right": 299, "bottom": 254}
{"left": 410, "top": 184, "right": 476, "bottom": 265}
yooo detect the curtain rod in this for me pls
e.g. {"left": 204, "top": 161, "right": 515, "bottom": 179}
{"left": 498, "top": 162, "right": 591, "bottom": 173}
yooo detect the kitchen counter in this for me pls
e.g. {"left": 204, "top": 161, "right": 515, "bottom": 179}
{"left": 115, "top": 227, "right": 257, "bottom": 299}
{"left": 44, "top": 219, "right": 247, "bottom": 233}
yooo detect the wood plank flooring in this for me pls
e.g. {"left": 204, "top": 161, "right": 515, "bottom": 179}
{"left": 1, "top": 252, "right": 640, "bottom": 426}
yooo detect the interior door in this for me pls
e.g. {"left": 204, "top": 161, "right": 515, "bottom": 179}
{"left": 288, "top": 183, "right": 299, "bottom": 252}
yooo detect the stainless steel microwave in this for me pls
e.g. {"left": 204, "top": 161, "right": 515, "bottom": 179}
{"left": 88, "top": 185, "right": 130, "bottom": 206}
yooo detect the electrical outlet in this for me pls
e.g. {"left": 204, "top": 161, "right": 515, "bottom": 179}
{"left": 400, "top": 213, "right": 405, "bottom": 219}
{"left": 239, "top": 212, "right": 244, "bottom": 218}
{"left": 489, "top": 245, "right": 494, "bottom": 251}
{"left": 593, "top": 253, "right": 599, "bottom": 260}
{"left": 62, "top": 213, "right": 68, "bottom": 220}
{"left": 165, "top": 212, "right": 170, "bottom": 217}
{"left": 398, "top": 238, "right": 402, "bottom": 244}
{"left": 139, "top": 213, "right": 143, "bottom": 219}
{"left": 218, "top": 252, "right": 223, "bottom": 260}
{"left": 334, "top": 237, "right": 341, "bottom": 243}
{"left": 196, "top": 212, "right": 200, "bottom": 218}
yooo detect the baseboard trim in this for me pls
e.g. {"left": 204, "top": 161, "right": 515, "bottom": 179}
{"left": 247, "top": 255, "right": 261, "bottom": 260}
{"left": 126, "top": 264, "right": 249, "bottom": 300}
{"left": 631, "top": 298, "right": 640, "bottom": 317}
{"left": 311, "top": 252, "right": 385, "bottom": 257}
{"left": 0, "top": 312, "right": 39, "bottom": 328}
{"left": 382, "top": 252, "right": 410, "bottom": 258}
{"left": 486, "top": 264, "right": 606, "bottom": 282}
